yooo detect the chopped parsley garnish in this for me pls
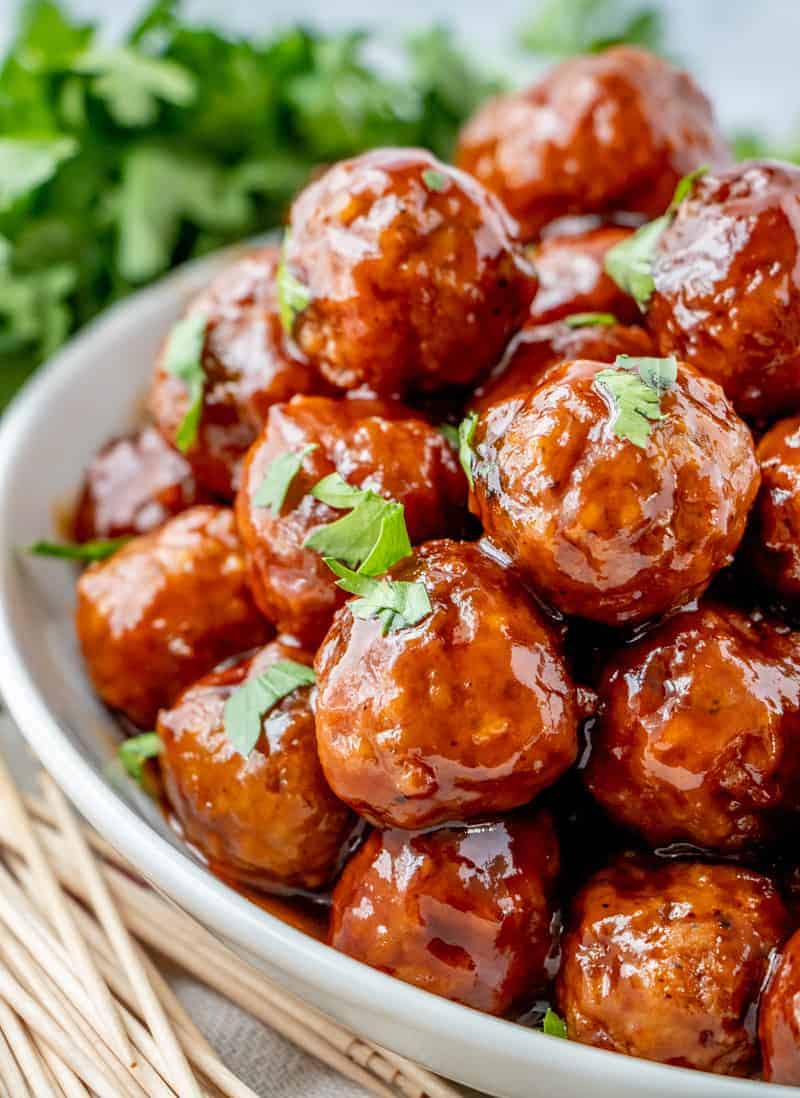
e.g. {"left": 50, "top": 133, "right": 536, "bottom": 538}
{"left": 118, "top": 732, "right": 162, "bottom": 785}
{"left": 325, "top": 560, "right": 432, "bottom": 635}
{"left": 304, "top": 473, "right": 412, "bottom": 576}
{"left": 28, "top": 537, "right": 130, "bottom": 562}
{"left": 457, "top": 411, "right": 479, "bottom": 489}
{"left": 604, "top": 167, "right": 708, "bottom": 309}
{"left": 595, "top": 354, "right": 678, "bottom": 449}
{"left": 162, "top": 311, "right": 208, "bottom": 452}
{"left": 563, "top": 312, "right": 616, "bottom": 329}
{"left": 422, "top": 168, "right": 448, "bottom": 192}
{"left": 224, "top": 660, "right": 316, "bottom": 757}
{"left": 438, "top": 423, "right": 459, "bottom": 448}
{"left": 277, "top": 233, "right": 311, "bottom": 335}
{"left": 253, "top": 444, "right": 318, "bottom": 515}
{"left": 542, "top": 1008, "right": 568, "bottom": 1039}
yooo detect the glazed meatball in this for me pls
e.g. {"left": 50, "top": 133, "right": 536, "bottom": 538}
{"left": 528, "top": 226, "right": 640, "bottom": 326}
{"left": 470, "top": 320, "right": 654, "bottom": 414}
{"left": 470, "top": 358, "right": 759, "bottom": 625}
{"left": 281, "top": 148, "right": 535, "bottom": 396}
{"left": 73, "top": 427, "right": 209, "bottom": 541}
{"left": 585, "top": 604, "right": 800, "bottom": 851}
{"left": 157, "top": 640, "right": 353, "bottom": 890}
{"left": 76, "top": 506, "right": 269, "bottom": 728}
{"left": 314, "top": 540, "right": 578, "bottom": 829}
{"left": 558, "top": 857, "right": 790, "bottom": 1075}
{"left": 649, "top": 162, "right": 800, "bottom": 419}
{"left": 456, "top": 46, "right": 729, "bottom": 241}
{"left": 236, "top": 396, "right": 465, "bottom": 646}
{"left": 748, "top": 416, "right": 800, "bottom": 602}
{"left": 760, "top": 927, "right": 800, "bottom": 1084}
{"left": 330, "top": 811, "right": 559, "bottom": 1014}
{"left": 149, "top": 247, "right": 327, "bottom": 498}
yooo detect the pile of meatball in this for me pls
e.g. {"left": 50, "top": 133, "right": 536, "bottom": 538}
{"left": 67, "top": 44, "right": 800, "bottom": 1083}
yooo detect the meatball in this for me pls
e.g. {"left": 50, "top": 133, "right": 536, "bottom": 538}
{"left": 149, "top": 246, "right": 327, "bottom": 498}
{"left": 157, "top": 640, "right": 353, "bottom": 890}
{"left": 330, "top": 811, "right": 559, "bottom": 1014}
{"left": 281, "top": 148, "right": 535, "bottom": 396}
{"left": 558, "top": 857, "right": 790, "bottom": 1075}
{"left": 748, "top": 416, "right": 800, "bottom": 602}
{"left": 760, "top": 927, "right": 800, "bottom": 1084}
{"left": 585, "top": 604, "right": 800, "bottom": 852}
{"left": 236, "top": 396, "right": 465, "bottom": 646}
{"left": 456, "top": 46, "right": 729, "bottom": 241}
{"left": 76, "top": 506, "right": 269, "bottom": 728}
{"left": 470, "top": 320, "right": 654, "bottom": 414}
{"left": 73, "top": 426, "right": 209, "bottom": 542}
{"left": 649, "top": 162, "right": 800, "bottom": 419}
{"left": 528, "top": 226, "right": 640, "bottom": 326}
{"left": 314, "top": 539, "right": 578, "bottom": 829}
{"left": 470, "top": 357, "right": 759, "bottom": 625}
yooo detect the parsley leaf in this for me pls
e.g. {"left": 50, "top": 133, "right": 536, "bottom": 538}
{"left": 28, "top": 537, "right": 130, "bottom": 562}
{"left": 162, "top": 311, "right": 208, "bottom": 452}
{"left": 520, "top": 0, "right": 663, "bottom": 57}
{"left": 438, "top": 423, "right": 459, "bottom": 448}
{"left": 542, "top": 1008, "right": 568, "bottom": 1039}
{"left": 668, "top": 165, "right": 708, "bottom": 212}
{"left": 326, "top": 559, "right": 432, "bottom": 635}
{"left": 73, "top": 46, "right": 196, "bottom": 127}
{"left": 253, "top": 443, "right": 318, "bottom": 514}
{"left": 457, "top": 412, "right": 479, "bottom": 489}
{"left": 0, "top": 136, "right": 77, "bottom": 211}
{"left": 563, "top": 312, "right": 616, "bottom": 329}
{"left": 305, "top": 473, "right": 412, "bottom": 575}
{"left": 277, "top": 233, "right": 311, "bottom": 335}
{"left": 422, "top": 168, "right": 447, "bottom": 192}
{"left": 223, "top": 659, "right": 316, "bottom": 757}
{"left": 119, "top": 732, "right": 162, "bottom": 785}
{"left": 595, "top": 354, "right": 678, "bottom": 448}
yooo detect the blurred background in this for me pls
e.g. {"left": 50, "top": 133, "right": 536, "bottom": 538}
{"left": 1, "top": 0, "right": 799, "bottom": 410}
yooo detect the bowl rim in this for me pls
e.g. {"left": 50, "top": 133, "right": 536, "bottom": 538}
{"left": 0, "top": 251, "right": 786, "bottom": 1097}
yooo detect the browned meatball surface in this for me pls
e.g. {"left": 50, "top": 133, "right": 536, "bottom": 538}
{"left": 330, "top": 811, "right": 560, "bottom": 1014}
{"left": 748, "top": 416, "right": 800, "bottom": 603}
{"left": 470, "top": 321, "right": 654, "bottom": 414}
{"left": 456, "top": 46, "right": 729, "bottom": 241}
{"left": 158, "top": 641, "right": 353, "bottom": 890}
{"left": 557, "top": 857, "right": 790, "bottom": 1075}
{"left": 236, "top": 396, "right": 466, "bottom": 647}
{"left": 585, "top": 604, "right": 800, "bottom": 852}
{"left": 149, "top": 247, "right": 328, "bottom": 498}
{"left": 649, "top": 162, "right": 800, "bottom": 419}
{"left": 73, "top": 426, "right": 210, "bottom": 542}
{"left": 76, "top": 506, "right": 269, "bottom": 728}
{"left": 470, "top": 358, "right": 759, "bottom": 625}
{"left": 760, "top": 927, "right": 800, "bottom": 1084}
{"left": 314, "top": 540, "right": 578, "bottom": 829}
{"left": 281, "top": 148, "right": 535, "bottom": 396}
{"left": 528, "top": 227, "right": 640, "bottom": 326}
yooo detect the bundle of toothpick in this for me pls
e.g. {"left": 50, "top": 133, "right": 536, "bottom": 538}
{"left": 0, "top": 756, "right": 462, "bottom": 1098}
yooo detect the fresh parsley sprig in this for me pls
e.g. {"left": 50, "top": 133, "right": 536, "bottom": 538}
{"left": 253, "top": 444, "right": 318, "bottom": 514}
{"left": 277, "top": 233, "right": 312, "bottom": 335}
{"left": 542, "top": 1008, "right": 568, "bottom": 1039}
{"left": 162, "top": 311, "right": 208, "bottom": 452}
{"left": 595, "top": 354, "right": 678, "bottom": 448}
{"left": 118, "top": 732, "right": 162, "bottom": 785}
{"left": 604, "top": 166, "right": 708, "bottom": 309}
{"left": 457, "top": 411, "right": 479, "bottom": 489}
{"left": 325, "top": 559, "right": 432, "bottom": 635}
{"left": 224, "top": 659, "right": 316, "bottom": 757}
{"left": 563, "top": 311, "right": 616, "bottom": 328}
{"left": 28, "top": 537, "right": 131, "bottom": 562}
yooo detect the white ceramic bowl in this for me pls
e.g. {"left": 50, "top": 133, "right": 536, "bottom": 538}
{"left": 0, "top": 250, "right": 787, "bottom": 1098}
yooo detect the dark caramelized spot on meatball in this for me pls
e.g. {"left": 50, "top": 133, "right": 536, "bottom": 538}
{"left": 314, "top": 539, "right": 578, "bottom": 829}
{"left": 760, "top": 927, "right": 800, "bottom": 1084}
{"left": 558, "top": 857, "right": 790, "bottom": 1075}
{"left": 470, "top": 358, "right": 759, "bottom": 626}
{"left": 585, "top": 603, "right": 800, "bottom": 851}
{"left": 283, "top": 148, "right": 535, "bottom": 396}
{"left": 158, "top": 640, "right": 353, "bottom": 890}
{"left": 73, "top": 426, "right": 210, "bottom": 541}
{"left": 649, "top": 161, "right": 800, "bottom": 419}
{"left": 235, "top": 395, "right": 466, "bottom": 647}
{"left": 456, "top": 46, "right": 730, "bottom": 241}
{"left": 149, "top": 246, "right": 329, "bottom": 499}
{"left": 528, "top": 226, "right": 641, "bottom": 326}
{"left": 76, "top": 506, "right": 269, "bottom": 728}
{"left": 470, "top": 321, "right": 654, "bottom": 414}
{"left": 330, "top": 811, "right": 560, "bottom": 1014}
